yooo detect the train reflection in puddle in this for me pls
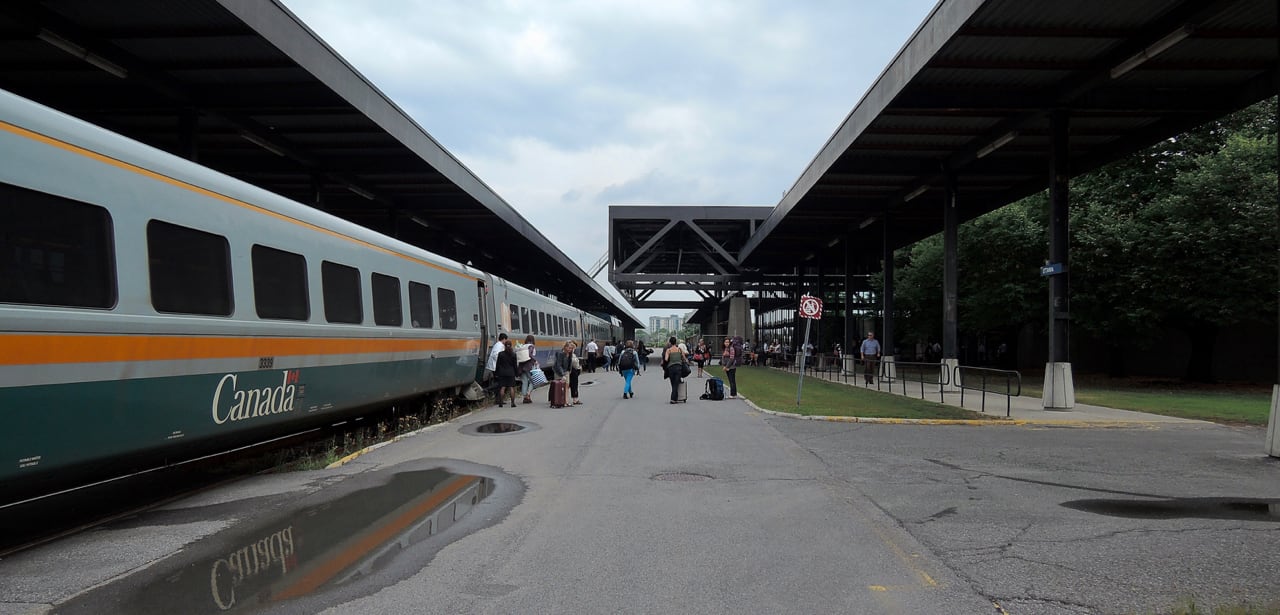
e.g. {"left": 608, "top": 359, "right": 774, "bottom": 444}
{"left": 56, "top": 468, "right": 494, "bottom": 614}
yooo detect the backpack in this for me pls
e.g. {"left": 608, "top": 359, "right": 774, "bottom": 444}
{"left": 617, "top": 348, "right": 637, "bottom": 371}
{"left": 702, "top": 377, "right": 725, "bottom": 400}
{"left": 727, "top": 339, "right": 744, "bottom": 368}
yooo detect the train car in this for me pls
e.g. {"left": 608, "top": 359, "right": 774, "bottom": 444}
{"left": 0, "top": 87, "right": 604, "bottom": 502}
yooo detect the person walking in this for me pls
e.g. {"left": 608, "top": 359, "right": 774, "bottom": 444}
{"left": 518, "top": 334, "right": 538, "bottom": 403}
{"left": 663, "top": 336, "right": 687, "bottom": 404}
{"left": 494, "top": 340, "right": 518, "bottom": 407}
{"left": 860, "top": 331, "right": 881, "bottom": 385}
{"left": 637, "top": 340, "right": 649, "bottom": 371}
{"left": 602, "top": 340, "right": 616, "bottom": 372}
{"left": 485, "top": 332, "right": 508, "bottom": 391}
{"left": 617, "top": 340, "right": 640, "bottom": 399}
{"left": 693, "top": 339, "right": 709, "bottom": 378}
{"left": 568, "top": 341, "right": 582, "bottom": 405}
{"left": 585, "top": 338, "right": 599, "bottom": 373}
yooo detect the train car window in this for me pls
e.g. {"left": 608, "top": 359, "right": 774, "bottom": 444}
{"left": 409, "top": 281, "right": 433, "bottom": 328}
{"left": 1, "top": 184, "right": 115, "bottom": 308}
{"left": 538, "top": 311, "right": 547, "bottom": 335}
{"left": 520, "top": 308, "right": 529, "bottom": 333}
{"left": 321, "top": 260, "right": 362, "bottom": 324}
{"left": 251, "top": 244, "right": 308, "bottom": 321}
{"left": 558, "top": 316, "right": 565, "bottom": 336}
{"left": 371, "top": 272, "right": 403, "bottom": 326}
{"left": 553, "top": 316, "right": 560, "bottom": 336}
{"left": 147, "top": 220, "right": 231, "bottom": 316}
{"left": 532, "top": 310, "right": 541, "bottom": 334}
{"left": 509, "top": 304, "right": 521, "bottom": 332}
{"left": 437, "top": 287, "right": 458, "bottom": 330}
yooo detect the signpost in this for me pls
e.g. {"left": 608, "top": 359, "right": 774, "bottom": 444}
{"left": 1040, "top": 262, "right": 1065, "bottom": 277}
{"left": 796, "top": 295, "right": 823, "bottom": 406}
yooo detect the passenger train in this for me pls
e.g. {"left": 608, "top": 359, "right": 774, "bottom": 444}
{"left": 0, "top": 88, "right": 621, "bottom": 503}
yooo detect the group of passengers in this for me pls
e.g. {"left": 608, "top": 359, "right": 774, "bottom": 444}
{"left": 486, "top": 332, "right": 746, "bottom": 407}
{"left": 488, "top": 332, "right": 545, "bottom": 407}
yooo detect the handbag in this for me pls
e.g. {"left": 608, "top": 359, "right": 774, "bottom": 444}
{"left": 681, "top": 363, "right": 691, "bottom": 378}
{"left": 515, "top": 344, "right": 531, "bottom": 363}
{"left": 529, "top": 367, "right": 548, "bottom": 388}
{"left": 570, "top": 354, "right": 581, "bottom": 371}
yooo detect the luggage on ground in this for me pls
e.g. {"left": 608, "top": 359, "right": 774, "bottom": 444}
{"left": 701, "top": 377, "right": 725, "bottom": 400}
{"left": 675, "top": 379, "right": 687, "bottom": 403}
{"left": 548, "top": 378, "right": 568, "bottom": 408}
{"left": 529, "top": 367, "right": 548, "bottom": 388}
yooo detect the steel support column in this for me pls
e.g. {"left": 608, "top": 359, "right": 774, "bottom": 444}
{"left": 844, "top": 236, "right": 855, "bottom": 367}
{"left": 1044, "top": 109, "right": 1076, "bottom": 408}
{"left": 882, "top": 215, "right": 895, "bottom": 358}
{"left": 1268, "top": 28, "right": 1279, "bottom": 457}
{"left": 942, "top": 169, "right": 960, "bottom": 390}
{"left": 816, "top": 257, "right": 824, "bottom": 353}
{"left": 942, "top": 170, "right": 959, "bottom": 362}
{"left": 793, "top": 267, "right": 804, "bottom": 361}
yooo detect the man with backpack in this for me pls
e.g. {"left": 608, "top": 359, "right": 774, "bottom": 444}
{"left": 617, "top": 340, "right": 640, "bottom": 399}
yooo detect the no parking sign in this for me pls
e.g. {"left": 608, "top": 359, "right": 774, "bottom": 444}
{"left": 795, "top": 295, "right": 822, "bottom": 406}
{"left": 798, "top": 295, "right": 823, "bottom": 319}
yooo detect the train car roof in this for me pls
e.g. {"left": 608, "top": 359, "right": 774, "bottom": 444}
{"left": 0, "top": 0, "right": 642, "bottom": 328}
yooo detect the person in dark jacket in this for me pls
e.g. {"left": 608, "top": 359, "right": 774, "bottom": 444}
{"left": 663, "top": 336, "right": 687, "bottom": 404}
{"left": 494, "top": 340, "right": 518, "bottom": 407}
{"left": 553, "top": 341, "right": 583, "bottom": 405}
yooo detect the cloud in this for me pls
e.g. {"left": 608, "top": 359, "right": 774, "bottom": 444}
{"left": 281, "top": 0, "right": 940, "bottom": 319}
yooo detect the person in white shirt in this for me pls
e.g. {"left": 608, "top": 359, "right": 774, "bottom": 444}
{"left": 585, "top": 339, "right": 599, "bottom": 373}
{"left": 484, "top": 332, "right": 508, "bottom": 392}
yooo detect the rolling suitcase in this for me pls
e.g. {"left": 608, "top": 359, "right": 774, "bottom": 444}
{"left": 676, "top": 379, "right": 688, "bottom": 403}
{"left": 548, "top": 378, "right": 569, "bottom": 408}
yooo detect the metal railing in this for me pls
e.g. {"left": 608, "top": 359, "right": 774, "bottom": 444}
{"left": 952, "top": 366, "right": 1022, "bottom": 417}
{"left": 876, "top": 360, "right": 952, "bottom": 403}
{"left": 775, "top": 357, "right": 1021, "bottom": 413}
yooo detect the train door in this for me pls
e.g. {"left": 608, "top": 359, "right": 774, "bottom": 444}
{"left": 476, "top": 276, "right": 496, "bottom": 377}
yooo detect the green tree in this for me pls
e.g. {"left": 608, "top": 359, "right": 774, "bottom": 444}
{"left": 1070, "top": 99, "right": 1277, "bottom": 381}
{"left": 1133, "top": 132, "right": 1277, "bottom": 381}
{"left": 888, "top": 199, "right": 1044, "bottom": 351}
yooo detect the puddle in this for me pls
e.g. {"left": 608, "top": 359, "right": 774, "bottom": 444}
{"left": 54, "top": 467, "right": 504, "bottom": 614}
{"left": 476, "top": 422, "right": 526, "bottom": 434}
{"left": 653, "top": 472, "right": 713, "bottom": 482}
{"left": 1062, "top": 498, "right": 1280, "bottom": 521}
{"left": 460, "top": 420, "right": 538, "bottom": 436}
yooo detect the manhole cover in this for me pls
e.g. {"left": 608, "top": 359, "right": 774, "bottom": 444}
{"left": 652, "top": 472, "right": 713, "bottom": 482}
{"left": 460, "top": 421, "right": 540, "bottom": 436}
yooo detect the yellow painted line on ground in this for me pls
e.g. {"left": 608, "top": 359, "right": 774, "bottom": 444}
{"left": 739, "top": 397, "right": 1167, "bottom": 428}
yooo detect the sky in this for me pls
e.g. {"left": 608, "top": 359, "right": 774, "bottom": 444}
{"left": 279, "top": 0, "right": 941, "bottom": 324}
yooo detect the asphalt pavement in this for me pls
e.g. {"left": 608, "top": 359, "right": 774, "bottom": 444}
{"left": 0, "top": 367, "right": 1275, "bottom": 615}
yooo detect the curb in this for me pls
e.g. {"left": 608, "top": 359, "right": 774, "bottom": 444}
{"left": 738, "top": 397, "right": 1167, "bottom": 428}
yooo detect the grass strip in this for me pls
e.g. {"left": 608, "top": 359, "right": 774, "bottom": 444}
{"left": 703, "top": 365, "right": 992, "bottom": 420}
{"left": 1021, "top": 380, "right": 1272, "bottom": 425}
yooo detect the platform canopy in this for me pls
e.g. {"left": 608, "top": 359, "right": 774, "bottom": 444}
{"left": 740, "top": 0, "right": 1278, "bottom": 271}
{"left": 0, "top": 0, "right": 641, "bottom": 327}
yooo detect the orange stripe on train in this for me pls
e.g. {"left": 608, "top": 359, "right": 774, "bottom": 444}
{"left": 0, "top": 334, "right": 475, "bottom": 366}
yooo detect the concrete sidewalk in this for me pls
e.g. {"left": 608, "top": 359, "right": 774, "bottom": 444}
{"left": 760, "top": 366, "right": 1209, "bottom": 426}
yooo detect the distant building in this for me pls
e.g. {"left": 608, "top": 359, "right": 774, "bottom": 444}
{"left": 647, "top": 314, "right": 684, "bottom": 332}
